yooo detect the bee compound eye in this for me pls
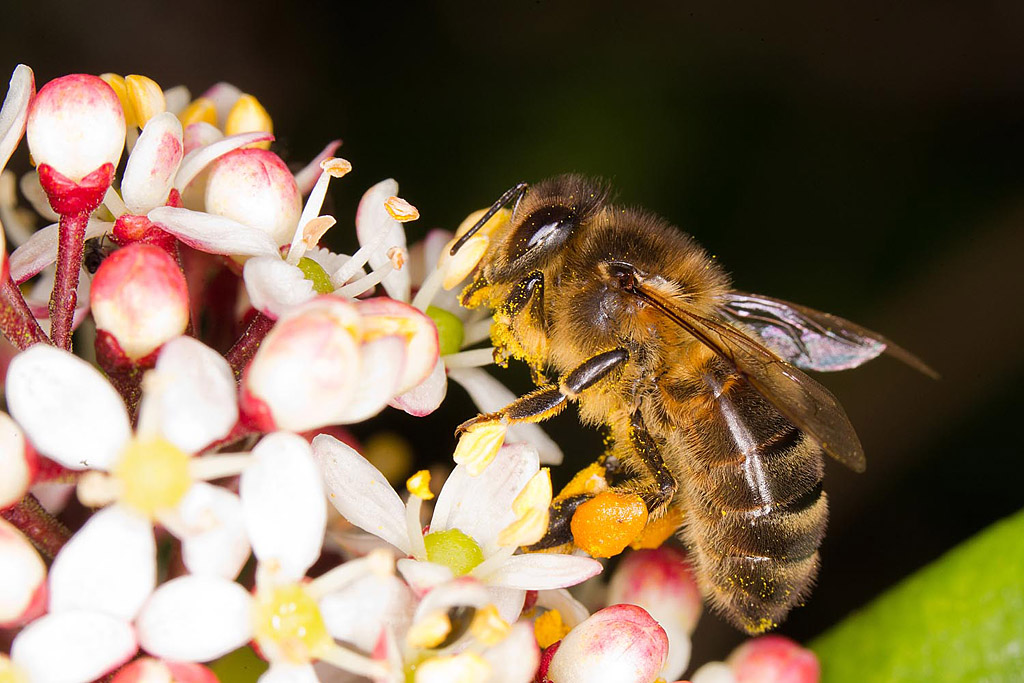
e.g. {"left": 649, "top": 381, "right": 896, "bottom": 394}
{"left": 508, "top": 204, "right": 577, "bottom": 263}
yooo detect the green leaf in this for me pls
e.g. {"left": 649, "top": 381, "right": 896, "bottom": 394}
{"left": 209, "top": 646, "right": 269, "bottom": 682}
{"left": 812, "top": 508, "right": 1024, "bottom": 682}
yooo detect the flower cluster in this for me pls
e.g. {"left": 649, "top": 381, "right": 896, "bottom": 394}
{"left": 0, "top": 65, "right": 821, "bottom": 683}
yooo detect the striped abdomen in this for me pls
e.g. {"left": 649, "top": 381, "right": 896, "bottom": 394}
{"left": 665, "top": 354, "right": 828, "bottom": 634}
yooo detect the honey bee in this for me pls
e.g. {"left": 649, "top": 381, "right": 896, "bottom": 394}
{"left": 452, "top": 175, "right": 935, "bottom": 634}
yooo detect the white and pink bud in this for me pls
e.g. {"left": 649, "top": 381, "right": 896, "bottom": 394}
{"left": 0, "top": 412, "right": 36, "bottom": 509}
{"left": 726, "top": 635, "right": 820, "bottom": 683}
{"left": 111, "top": 657, "right": 217, "bottom": 683}
{"left": 355, "top": 297, "right": 439, "bottom": 395}
{"left": 240, "top": 296, "right": 364, "bottom": 432}
{"left": 90, "top": 243, "right": 190, "bottom": 360}
{"left": 0, "top": 518, "right": 47, "bottom": 628}
{"left": 26, "top": 74, "right": 126, "bottom": 183}
{"left": 607, "top": 546, "right": 702, "bottom": 679}
{"left": 204, "top": 148, "right": 301, "bottom": 246}
{"left": 545, "top": 604, "right": 669, "bottom": 683}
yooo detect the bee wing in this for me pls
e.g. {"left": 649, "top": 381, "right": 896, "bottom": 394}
{"left": 636, "top": 285, "right": 867, "bottom": 471}
{"left": 721, "top": 291, "right": 938, "bottom": 378}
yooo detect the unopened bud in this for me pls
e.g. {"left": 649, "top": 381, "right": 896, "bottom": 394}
{"left": 547, "top": 604, "right": 668, "bottom": 683}
{"left": 205, "top": 148, "right": 301, "bottom": 246}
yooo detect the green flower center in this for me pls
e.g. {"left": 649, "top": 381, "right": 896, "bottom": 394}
{"left": 426, "top": 305, "right": 464, "bottom": 356}
{"left": 297, "top": 257, "right": 333, "bottom": 294}
{"left": 423, "top": 528, "right": 485, "bottom": 576}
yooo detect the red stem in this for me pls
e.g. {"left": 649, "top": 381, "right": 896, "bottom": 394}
{"left": 49, "top": 211, "right": 90, "bottom": 350}
{"left": 0, "top": 276, "right": 49, "bottom": 350}
{"left": 1, "top": 494, "right": 71, "bottom": 561}
{"left": 226, "top": 312, "right": 274, "bottom": 380}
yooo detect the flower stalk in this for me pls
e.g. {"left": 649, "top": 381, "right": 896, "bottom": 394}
{"left": 0, "top": 276, "right": 48, "bottom": 349}
{"left": 0, "top": 493, "right": 71, "bottom": 561}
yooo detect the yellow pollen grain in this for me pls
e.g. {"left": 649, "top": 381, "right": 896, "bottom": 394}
{"left": 406, "top": 470, "right": 434, "bottom": 500}
{"left": 534, "top": 609, "right": 570, "bottom": 649}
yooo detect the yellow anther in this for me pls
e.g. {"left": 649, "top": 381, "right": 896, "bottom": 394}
{"left": 225, "top": 94, "right": 273, "bottom": 149}
{"left": 534, "top": 608, "right": 570, "bottom": 649}
{"left": 453, "top": 207, "right": 510, "bottom": 240}
{"left": 406, "top": 610, "right": 451, "bottom": 649}
{"left": 406, "top": 469, "right": 434, "bottom": 500}
{"left": 498, "top": 468, "right": 552, "bottom": 547}
{"left": 321, "top": 157, "right": 352, "bottom": 178}
{"left": 452, "top": 420, "right": 507, "bottom": 476}
{"left": 100, "top": 73, "right": 135, "bottom": 128}
{"left": 125, "top": 75, "right": 166, "bottom": 127}
{"left": 387, "top": 246, "right": 407, "bottom": 270}
{"left": 179, "top": 96, "right": 217, "bottom": 128}
{"left": 252, "top": 583, "right": 332, "bottom": 664}
{"left": 413, "top": 653, "right": 491, "bottom": 683}
{"left": 469, "top": 604, "right": 510, "bottom": 647}
{"left": 300, "top": 215, "right": 337, "bottom": 250}
{"left": 442, "top": 234, "right": 489, "bottom": 291}
{"left": 384, "top": 195, "right": 420, "bottom": 222}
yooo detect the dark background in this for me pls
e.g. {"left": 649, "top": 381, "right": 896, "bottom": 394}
{"left": 4, "top": 0, "right": 1024, "bottom": 668}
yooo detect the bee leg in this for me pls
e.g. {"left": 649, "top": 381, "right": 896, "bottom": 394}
{"left": 526, "top": 414, "right": 677, "bottom": 552}
{"left": 500, "top": 270, "right": 545, "bottom": 328}
{"left": 456, "top": 348, "right": 630, "bottom": 433}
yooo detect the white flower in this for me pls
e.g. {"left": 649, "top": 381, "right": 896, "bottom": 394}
{"left": 314, "top": 436, "right": 602, "bottom": 625}
{"left": 5, "top": 337, "right": 250, "bottom": 579}
{"left": 136, "top": 433, "right": 394, "bottom": 682}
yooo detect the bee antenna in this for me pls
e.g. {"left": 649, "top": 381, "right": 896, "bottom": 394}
{"left": 449, "top": 181, "right": 529, "bottom": 256}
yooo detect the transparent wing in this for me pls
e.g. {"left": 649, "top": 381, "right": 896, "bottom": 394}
{"left": 636, "top": 284, "right": 867, "bottom": 471}
{"left": 721, "top": 291, "right": 938, "bottom": 378}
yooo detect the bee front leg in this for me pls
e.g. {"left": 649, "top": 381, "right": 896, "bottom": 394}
{"left": 456, "top": 348, "right": 630, "bottom": 434}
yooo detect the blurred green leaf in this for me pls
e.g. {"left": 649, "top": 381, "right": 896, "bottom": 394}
{"left": 209, "top": 646, "right": 268, "bottom": 682}
{"left": 812, "top": 508, "right": 1024, "bottom": 682}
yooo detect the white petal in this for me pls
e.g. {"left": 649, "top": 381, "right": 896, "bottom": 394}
{"left": 413, "top": 575, "right": 489, "bottom": 620}
{"left": 137, "top": 575, "right": 253, "bottom": 662}
{"left": 335, "top": 336, "right": 405, "bottom": 423}
{"left": 395, "top": 559, "right": 453, "bottom": 596}
{"left": 175, "top": 131, "right": 275, "bottom": 191}
{"left": 122, "top": 112, "right": 184, "bottom": 213}
{"left": 243, "top": 255, "right": 315, "bottom": 319}
{"left": 0, "top": 518, "right": 45, "bottom": 625}
{"left": 478, "top": 553, "right": 603, "bottom": 590}
{"left": 49, "top": 505, "right": 156, "bottom": 620}
{"left": 12, "top": 611, "right": 136, "bottom": 683}
{"left": 483, "top": 622, "right": 540, "bottom": 683}
{"left": 320, "top": 575, "right": 415, "bottom": 652}
{"left": 485, "top": 586, "right": 527, "bottom": 625}
{"left": 242, "top": 432, "right": 326, "bottom": 580}
{"left": 148, "top": 206, "right": 279, "bottom": 257}
{"left": 660, "top": 624, "right": 692, "bottom": 683}
{"left": 535, "top": 588, "right": 590, "bottom": 628}
{"left": 0, "top": 412, "right": 30, "bottom": 508}
{"left": 307, "top": 247, "right": 362, "bottom": 286}
{"left": 6, "top": 345, "right": 130, "bottom": 470}
{"left": 355, "top": 179, "right": 409, "bottom": 302}
{"left": 448, "top": 368, "right": 563, "bottom": 465}
{"left": 153, "top": 336, "right": 238, "bottom": 452}
{"left": 167, "top": 483, "right": 250, "bottom": 579}
{"left": 431, "top": 443, "right": 539, "bottom": 554}
{"left": 18, "top": 170, "right": 59, "bottom": 221}
{"left": 690, "top": 662, "right": 738, "bottom": 683}
{"left": 259, "top": 664, "right": 319, "bottom": 683}
{"left": 0, "top": 64, "right": 33, "bottom": 173}
{"left": 312, "top": 434, "right": 410, "bottom": 555}
{"left": 389, "top": 358, "right": 446, "bottom": 417}
{"left": 9, "top": 218, "right": 109, "bottom": 284}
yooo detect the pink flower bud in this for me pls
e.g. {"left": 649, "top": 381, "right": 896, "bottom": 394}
{"left": 355, "top": 297, "right": 439, "bottom": 393}
{"left": 90, "top": 243, "right": 190, "bottom": 360}
{"left": 26, "top": 74, "right": 125, "bottom": 182}
{"left": 727, "top": 635, "right": 820, "bottom": 683}
{"left": 0, "top": 412, "right": 36, "bottom": 509}
{"left": 607, "top": 546, "right": 702, "bottom": 680}
{"left": 0, "top": 518, "right": 47, "bottom": 627}
{"left": 112, "top": 658, "right": 217, "bottom": 683}
{"left": 546, "top": 604, "right": 669, "bottom": 683}
{"left": 240, "top": 296, "right": 363, "bottom": 432}
{"left": 204, "top": 148, "right": 301, "bottom": 246}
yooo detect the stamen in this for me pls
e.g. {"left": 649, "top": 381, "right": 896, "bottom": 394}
{"left": 101, "top": 185, "right": 127, "bottom": 218}
{"left": 405, "top": 492, "right": 428, "bottom": 561}
{"left": 406, "top": 470, "right": 434, "bottom": 501}
{"left": 441, "top": 348, "right": 496, "bottom": 369}
{"left": 335, "top": 261, "right": 394, "bottom": 298}
{"left": 224, "top": 94, "right": 272, "bottom": 150}
{"left": 384, "top": 196, "right": 419, "bottom": 222}
{"left": 125, "top": 75, "right": 166, "bottom": 128}
{"left": 462, "top": 318, "right": 495, "bottom": 347}
{"left": 308, "top": 548, "right": 394, "bottom": 599}
{"left": 407, "top": 610, "right": 452, "bottom": 649}
{"left": 469, "top": 605, "right": 510, "bottom": 647}
{"left": 289, "top": 157, "right": 351, "bottom": 263}
{"left": 76, "top": 471, "right": 121, "bottom": 508}
{"left": 100, "top": 73, "right": 135, "bottom": 128}
{"left": 452, "top": 420, "right": 507, "bottom": 476}
{"left": 410, "top": 266, "right": 446, "bottom": 312}
{"left": 468, "top": 545, "right": 516, "bottom": 581}
{"left": 188, "top": 453, "right": 253, "bottom": 481}
{"left": 285, "top": 215, "right": 336, "bottom": 265}
{"left": 317, "top": 643, "right": 390, "bottom": 679}
{"left": 179, "top": 97, "right": 217, "bottom": 128}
